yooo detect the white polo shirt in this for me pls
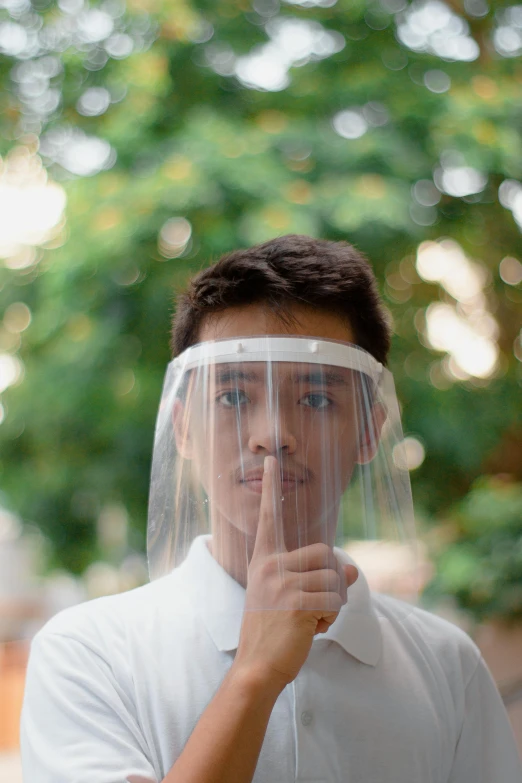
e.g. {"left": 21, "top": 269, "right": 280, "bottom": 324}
{"left": 20, "top": 535, "right": 521, "bottom": 783}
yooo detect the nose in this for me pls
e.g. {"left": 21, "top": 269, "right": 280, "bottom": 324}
{"left": 247, "top": 405, "right": 297, "bottom": 456}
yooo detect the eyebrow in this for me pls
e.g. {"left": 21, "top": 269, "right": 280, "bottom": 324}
{"left": 214, "top": 368, "right": 350, "bottom": 387}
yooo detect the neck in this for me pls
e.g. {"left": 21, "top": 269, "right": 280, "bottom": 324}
{"left": 208, "top": 519, "right": 252, "bottom": 588}
{"left": 207, "top": 515, "right": 338, "bottom": 589}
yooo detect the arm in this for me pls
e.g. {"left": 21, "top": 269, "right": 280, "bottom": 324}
{"left": 161, "top": 666, "right": 283, "bottom": 783}
{"left": 447, "top": 656, "right": 522, "bottom": 783}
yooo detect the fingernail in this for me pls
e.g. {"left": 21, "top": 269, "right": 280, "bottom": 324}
{"left": 264, "top": 456, "right": 270, "bottom": 473}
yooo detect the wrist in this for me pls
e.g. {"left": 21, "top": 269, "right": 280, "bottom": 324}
{"left": 227, "top": 660, "right": 288, "bottom": 700}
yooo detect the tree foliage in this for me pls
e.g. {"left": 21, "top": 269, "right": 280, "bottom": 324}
{"left": 424, "top": 477, "right": 522, "bottom": 622}
{"left": 0, "top": 0, "right": 521, "bottom": 618}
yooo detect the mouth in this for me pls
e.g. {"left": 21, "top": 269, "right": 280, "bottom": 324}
{"left": 239, "top": 470, "right": 305, "bottom": 495}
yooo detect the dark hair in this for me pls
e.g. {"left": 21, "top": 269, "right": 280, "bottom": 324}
{"left": 171, "top": 234, "right": 391, "bottom": 365}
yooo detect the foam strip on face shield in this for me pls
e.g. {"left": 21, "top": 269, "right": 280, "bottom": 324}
{"left": 147, "top": 335, "right": 420, "bottom": 610}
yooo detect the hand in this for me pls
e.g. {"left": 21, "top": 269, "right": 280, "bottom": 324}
{"left": 233, "top": 455, "right": 358, "bottom": 691}
{"left": 127, "top": 776, "right": 157, "bottom": 782}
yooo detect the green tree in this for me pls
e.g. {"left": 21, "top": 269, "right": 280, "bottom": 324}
{"left": 424, "top": 477, "right": 522, "bottom": 623}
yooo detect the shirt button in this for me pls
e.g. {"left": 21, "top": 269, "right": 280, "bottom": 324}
{"left": 300, "top": 710, "right": 313, "bottom": 726}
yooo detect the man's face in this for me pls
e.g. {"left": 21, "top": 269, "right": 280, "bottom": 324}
{"left": 174, "top": 303, "right": 375, "bottom": 551}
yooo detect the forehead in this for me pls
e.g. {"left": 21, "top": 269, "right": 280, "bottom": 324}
{"left": 198, "top": 302, "right": 356, "bottom": 344}
{"left": 212, "top": 362, "right": 354, "bottom": 387}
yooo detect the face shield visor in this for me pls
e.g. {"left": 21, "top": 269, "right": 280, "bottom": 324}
{"left": 147, "top": 336, "right": 419, "bottom": 609}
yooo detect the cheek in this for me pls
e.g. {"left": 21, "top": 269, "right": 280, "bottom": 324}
{"left": 309, "top": 413, "right": 359, "bottom": 464}
{"left": 193, "top": 434, "right": 238, "bottom": 497}
{"left": 334, "top": 409, "right": 361, "bottom": 458}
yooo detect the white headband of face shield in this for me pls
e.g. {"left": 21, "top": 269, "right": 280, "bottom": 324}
{"left": 172, "top": 336, "right": 383, "bottom": 380}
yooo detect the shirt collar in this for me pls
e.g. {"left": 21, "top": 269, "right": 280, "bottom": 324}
{"left": 175, "top": 534, "right": 382, "bottom": 667}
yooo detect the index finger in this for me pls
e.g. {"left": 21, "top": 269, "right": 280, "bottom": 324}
{"left": 252, "top": 456, "right": 288, "bottom": 559}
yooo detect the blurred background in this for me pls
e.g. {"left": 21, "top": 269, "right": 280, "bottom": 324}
{"left": 0, "top": 0, "right": 521, "bottom": 777}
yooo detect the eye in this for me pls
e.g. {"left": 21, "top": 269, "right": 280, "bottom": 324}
{"left": 216, "top": 390, "right": 249, "bottom": 408}
{"left": 300, "top": 393, "right": 332, "bottom": 410}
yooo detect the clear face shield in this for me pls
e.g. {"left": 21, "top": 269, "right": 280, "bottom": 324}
{"left": 147, "top": 336, "right": 419, "bottom": 609}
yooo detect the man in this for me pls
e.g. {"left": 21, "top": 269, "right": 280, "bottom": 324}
{"left": 21, "top": 235, "right": 521, "bottom": 782}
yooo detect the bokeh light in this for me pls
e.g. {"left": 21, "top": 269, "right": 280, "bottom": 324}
{"left": 234, "top": 17, "right": 344, "bottom": 91}
{"left": 0, "top": 353, "right": 24, "bottom": 394}
{"left": 393, "top": 436, "right": 426, "bottom": 471}
{"left": 423, "top": 69, "right": 451, "bottom": 93}
{"left": 158, "top": 217, "right": 192, "bottom": 259}
{"left": 499, "top": 256, "right": 522, "bottom": 286}
{"left": 416, "top": 240, "right": 499, "bottom": 380}
{"left": 412, "top": 179, "right": 441, "bottom": 207}
{"left": 0, "top": 147, "right": 66, "bottom": 260}
{"left": 493, "top": 5, "right": 522, "bottom": 58}
{"left": 514, "top": 330, "right": 522, "bottom": 362}
{"left": 434, "top": 152, "right": 487, "bottom": 198}
{"left": 396, "top": 0, "right": 480, "bottom": 61}
{"left": 425, "top": 303, "right": 498, "bottom": 379}
{"left": 3, "top": 303, "right": 31, "bottom": 334}
{"left": 76, "top": 86, "right": 111, "bottom": 117}
{"left": 498, "top": 179, "right": 522, "bottom": 231}
{"left": 39, "top": 127, "right": 116, "bottom": 177}
{"left": 332, "top": 109, "right": 368, "bottom": 140}
{"left": 283, "top": 0, "right": 338, "bottom": 7}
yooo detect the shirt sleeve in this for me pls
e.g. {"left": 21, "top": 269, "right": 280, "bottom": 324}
{"left": 20, "top": 630, "right": 158, "bottom": 783}
{"left": 447, "top": 655, "right": 522, "bottom": 783}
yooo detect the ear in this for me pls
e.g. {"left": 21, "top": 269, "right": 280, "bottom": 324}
{"left": 355, "top": 401, "right": 387, "bottom": 465}
{"left": 172, "top": 397, "right": 194, "bottom": 460}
